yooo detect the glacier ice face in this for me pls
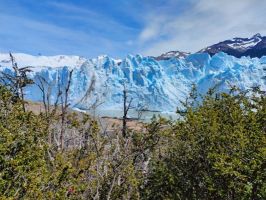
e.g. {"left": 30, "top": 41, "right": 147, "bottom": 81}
{"left": 0, "top": 52, "right": 265, "bottom": 112}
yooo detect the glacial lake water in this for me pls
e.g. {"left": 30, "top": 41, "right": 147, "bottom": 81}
{"left": 79, "top": 108, "right": 179, "bottom": 122}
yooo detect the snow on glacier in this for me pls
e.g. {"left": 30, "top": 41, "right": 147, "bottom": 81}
{"left": 0, "top": 52, "right": 265, "bottom": 114}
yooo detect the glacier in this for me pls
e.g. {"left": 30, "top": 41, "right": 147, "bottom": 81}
{"left": 0, "top": 52, "right": 265, "bottom": 116}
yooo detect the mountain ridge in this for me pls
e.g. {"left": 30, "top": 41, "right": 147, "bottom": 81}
{"left": 198, "top": 33, "right": 266, "bottom": 58}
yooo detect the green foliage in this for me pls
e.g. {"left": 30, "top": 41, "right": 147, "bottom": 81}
{"left": 0, "top": 81, "right": 265, "bottom": 199}
{"left": 0, "top": 85, "right": 48, "bottom": 199}
{"left": 143, "top": 89, "right": 266, "bottom": 199}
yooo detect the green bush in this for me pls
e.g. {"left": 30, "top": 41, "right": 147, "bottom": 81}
{"left": 0, "top": 83, "right": 265, "bottom": 199}
{"left": 142, "top": 90, "right": 266, "bottom": 200}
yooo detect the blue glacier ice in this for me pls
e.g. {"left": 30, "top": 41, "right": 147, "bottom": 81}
{"left": 0, "top": 52, "right": 265, "bottom": 113}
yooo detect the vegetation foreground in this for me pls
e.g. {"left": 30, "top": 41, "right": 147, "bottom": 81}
{"left": 0, "top": 60, "right": 265, "bottom": 199}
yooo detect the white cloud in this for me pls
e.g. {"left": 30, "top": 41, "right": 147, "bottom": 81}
{"left": 139, "top": 16, "right": 168, "bottom": 42}
{"left": 139, "top": 0, "right": 266, "bottom": 56}
{"left": 139, "top": 26, "right": 158, "bottom": 42}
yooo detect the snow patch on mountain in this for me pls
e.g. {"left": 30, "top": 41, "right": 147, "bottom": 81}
{"left": 228, "top": 34, "right": 262, "bottom": 50}
{"left": 199, "top": 33, "right": 266, "bottom": 58}
{"left": 155, "top": 51, "right": 191, "bottom": 60}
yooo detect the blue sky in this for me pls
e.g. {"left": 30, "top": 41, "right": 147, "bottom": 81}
{"left": 0, "top": 0, "right": 266, "bottom": 58}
